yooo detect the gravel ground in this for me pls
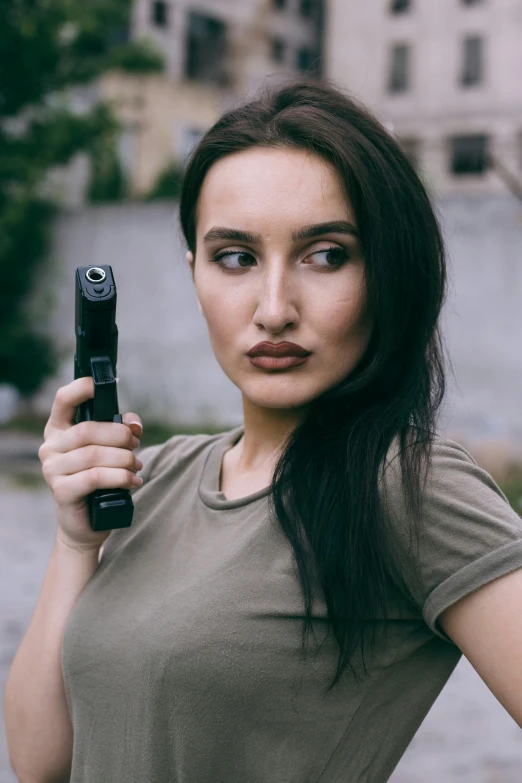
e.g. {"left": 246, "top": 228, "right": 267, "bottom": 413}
{"left": 1, "top": 453, "right": 522, "bottom": 783}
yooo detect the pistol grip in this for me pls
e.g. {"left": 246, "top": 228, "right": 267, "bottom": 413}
{"left": 91, "top": 356, "right": 117, "bottom": 421}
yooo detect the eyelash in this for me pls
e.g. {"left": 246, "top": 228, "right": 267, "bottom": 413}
{"left": 209, "top": 246, "right": 352, "bottom": 272}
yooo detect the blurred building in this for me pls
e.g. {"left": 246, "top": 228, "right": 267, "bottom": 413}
{"left": 102, "top": 0, "right": 325, "bottom": 195}
{"left": 326, "top": 0, "right": 522, "bottom": 196}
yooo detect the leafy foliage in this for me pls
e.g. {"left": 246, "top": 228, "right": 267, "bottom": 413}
{"left": 146, "top": 161, "right": 184, "bottom": 201}
{"left": 0, "top": 0, "right": 165, "bottom": 400}
{"left": 107, "top": 39, "right": 165, "bottom": 74}
{"left": 87, "top": 119, "right": 129, "bottom": 202}
{"left": 0, "top": 196, "right": 57, "bottom": 395}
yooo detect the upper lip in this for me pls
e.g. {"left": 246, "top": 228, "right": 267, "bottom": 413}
{"left": 247, "top": 341, "right": 311, "bottom": 357}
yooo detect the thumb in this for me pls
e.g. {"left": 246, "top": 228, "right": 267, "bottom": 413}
{"left": 122, "top": 413, "right": 143, "bottom": 439}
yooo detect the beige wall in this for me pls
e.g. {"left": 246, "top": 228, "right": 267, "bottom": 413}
{"left": 132, "top": 0, "right": 321, "bottom": 89}
{"left": 101, "top": 0, "right": 323, "bottom": 196}
{"left": 100, "top": 73, "right": 224, "bottom": 194}
{"left": 326, "top": 0, "right": 522, "bottom": 196}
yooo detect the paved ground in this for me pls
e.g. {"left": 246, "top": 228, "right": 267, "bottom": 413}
{"left": 1, "top": 436, "right": 522, "bottom": 782}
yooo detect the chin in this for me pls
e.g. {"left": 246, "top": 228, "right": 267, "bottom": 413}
{"left": 240, "top": 380, "right": 322, "bottom": 410}
{"left": 249, "top": 397, "right": 312, "bottom": 411}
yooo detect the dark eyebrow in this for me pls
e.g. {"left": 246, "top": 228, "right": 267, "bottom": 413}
{"left": 202, "top": 221, "right": 359, "bottom": 244}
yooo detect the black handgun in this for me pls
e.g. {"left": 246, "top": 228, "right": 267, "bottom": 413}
{"left": 74, "top": 265, "right": 134, "bottom": 531}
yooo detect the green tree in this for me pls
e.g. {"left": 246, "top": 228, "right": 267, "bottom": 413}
{"left": 0, "top": 0, "right": 164, "bottom": 401}
{"left": 87, "top": 129, "right": 129, "bottom": 203}
{"left": 146, "top": 161, "right": 184, "bottom": 201}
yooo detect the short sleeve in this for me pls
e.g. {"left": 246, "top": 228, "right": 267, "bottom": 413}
{"left": 380, "top": 436, "right": 522, "bottom": 643}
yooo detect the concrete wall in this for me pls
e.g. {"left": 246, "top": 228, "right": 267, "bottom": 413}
{"left": 437, "top": 193, "right": 522, "bottom": 447}
{"left": 28, "top": 203, "right": 243, "bottom": 430}
{"left": 27, "top": 196, "right": 522, "bottom": 448}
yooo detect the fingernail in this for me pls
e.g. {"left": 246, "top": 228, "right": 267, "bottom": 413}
{"left": 132, "top": 475, "right": 144, "bottom": 486}
{"left": 136, "top": 459, "right": 144, "bottom": 470}
{"left": 128, "top": 421, "right": 143, "bottom": 434}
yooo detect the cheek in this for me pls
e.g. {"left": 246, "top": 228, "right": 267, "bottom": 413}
{"left": 317, "top": 286, "right": 372, "bottom": 347}
{"left": 198, "top": 287, "right": 244, "bottom": 344}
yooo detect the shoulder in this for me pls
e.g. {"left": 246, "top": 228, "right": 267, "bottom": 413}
{"left": 381, "top": 431, "right": 510, "bottom": 508}
{"left": 379, "top": 430, "right": 522, "bottom": 640}
{"left": 383, "top": 430, "right": 479, "bottom": 471}
{"left": 380, "top": 430, "right": 516, "bottom": 555}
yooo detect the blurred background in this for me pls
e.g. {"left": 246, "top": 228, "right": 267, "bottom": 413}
{"left": 1, "top": 1, "right": 522, "bottom": 781}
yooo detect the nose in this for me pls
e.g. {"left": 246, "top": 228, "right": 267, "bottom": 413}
{"left": 252, "top": 263, "right": 299, "bottom": 334}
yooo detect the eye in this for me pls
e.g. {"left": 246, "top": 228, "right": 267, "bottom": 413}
{"left": 306, "top": 246, "right": 351, "bottom": 268}
{"left": 209, "top": 245, "right": 352, "bottom": 272}
{"left": 209, "top": 250, "right": 256, "bottom": 271}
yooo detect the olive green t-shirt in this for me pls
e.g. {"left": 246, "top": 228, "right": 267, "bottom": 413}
{"left": 61, "top": 425, "right": 522, "bottom": 782}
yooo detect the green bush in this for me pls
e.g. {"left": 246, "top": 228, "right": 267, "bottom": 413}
{"left": 108, "top": 39, "right": 165, "bottom": 74}
{"left": 0, "top": 0, "right": 165, "bottom": 403}
{"left": 87, "top": 145, "right": 128, "bottom": 202}
{"left": 146, "top": 162, "right": 183, "bottom": 201}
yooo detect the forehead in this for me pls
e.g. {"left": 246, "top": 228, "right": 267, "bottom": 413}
{"left": 195, "top": 147, "right": 353, "bottom": 233}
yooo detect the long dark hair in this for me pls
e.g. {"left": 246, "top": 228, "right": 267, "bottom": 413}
{"left": 179, "top": 78, "right": 448, "bottom": 693}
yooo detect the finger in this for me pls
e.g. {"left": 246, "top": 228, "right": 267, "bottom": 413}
{"left": 46, "top": 377, "right": 95, "bottom": 433}
{"left": 46, "top": 444, "right": 141, "bottom": 479}
{"left": 52, "top": 466, "right": 141, "bottom": 508}
{"left": 50, "top": 419, "right": 140, "bottom": 455}
{"left": 121, "top": 413, "right": 143, "bottom": 438}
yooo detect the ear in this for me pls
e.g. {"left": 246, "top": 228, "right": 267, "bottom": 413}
{"left": 186, "top": 251, "right": 203, "bottom": 317}
{"left": 186, "top": 250, "right": 194, "bottom": 276}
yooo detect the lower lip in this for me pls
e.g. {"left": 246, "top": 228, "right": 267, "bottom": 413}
{"left": 248, "top": 355, "right": 310, "bottom": 370}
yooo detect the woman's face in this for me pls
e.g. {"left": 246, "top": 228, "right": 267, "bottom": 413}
{"left": 187, "top": 146, "right": 374, "bottom": 413}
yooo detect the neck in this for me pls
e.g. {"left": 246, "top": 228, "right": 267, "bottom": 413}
{"left": 233, "top": 397, "right": 311, "bottom": 473}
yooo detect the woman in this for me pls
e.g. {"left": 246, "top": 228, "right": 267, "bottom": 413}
{"left": 6, "top": 79, "right": 522, "bottom": 783}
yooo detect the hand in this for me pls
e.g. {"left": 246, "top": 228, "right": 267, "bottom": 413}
{"left": 38, "top": 376, "right": 144, "bottom": 552}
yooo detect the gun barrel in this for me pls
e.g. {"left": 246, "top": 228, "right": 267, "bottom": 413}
{"left": 85, "top": 267, "right": 107, "bottom": 285}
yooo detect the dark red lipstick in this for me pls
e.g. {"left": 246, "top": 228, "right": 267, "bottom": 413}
{"left": 247, "top": 341, "right": 311, "bottom": 358}
{"left": 247, "top": 341, "right": 311, "bottom": 370}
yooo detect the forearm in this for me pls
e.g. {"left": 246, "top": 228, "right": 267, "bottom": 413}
{"left": 4, "top": 536, "right": 101, "bottom": 783}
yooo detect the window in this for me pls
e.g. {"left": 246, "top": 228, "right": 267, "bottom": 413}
{"left": 296, "top": 48, "right": 322, "bottom": 77}
{"left": 273, "top": 0, "right": 287, "bottom": 10}
{"left": 184, "top": 12, "right": 229, "bottom": 86}
{"left": 388, "top": 44, "right": 410, "bottom": 92}
{"left": 151, "top": 1, "right": 168, "bottom": 28}
{"left": 450, "top": 134, "right": 489, "bottom": 175}
{"left": 390, "top": 0, "right": 411, "bottom": 13}
{"left": 461, "top": 36, "right": 483, "bottom": 86}
{"left": 271, "top": 37, "right": 286, "bottom": 63}
{"left": 297, "top": 47, "right": 318, "bottom": 73}
{"left": 299, "top": 0, "right": 315, "bottom": 18}
{"left": 398, "top": 137, "right": 421, "bottom": 169}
